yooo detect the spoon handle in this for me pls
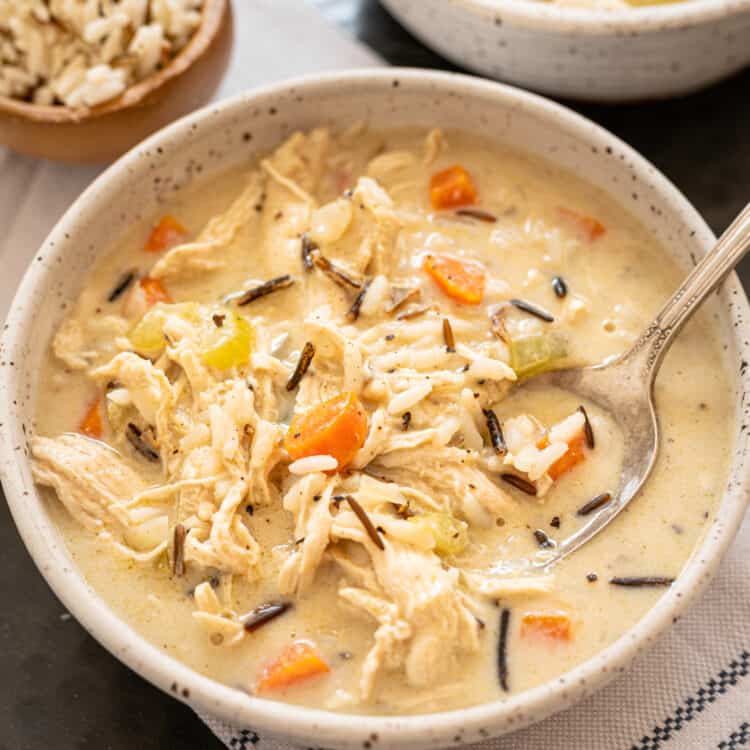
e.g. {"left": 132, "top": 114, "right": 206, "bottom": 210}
{"left": 634, "top": 202, "right": 750, "bottom": 378}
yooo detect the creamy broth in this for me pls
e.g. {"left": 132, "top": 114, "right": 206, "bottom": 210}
{"left": 540, "top": 0, "right": 681, "bottom": 10}
{"left": 33, "top": 127, "right": 732, "bottom": 715}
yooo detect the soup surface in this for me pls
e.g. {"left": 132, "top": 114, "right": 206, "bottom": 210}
{"left": 540, "top": 0, "right": 680, "bottom": 10}
{"left": 32, "top": 127, "right": 732, "bottom": 715}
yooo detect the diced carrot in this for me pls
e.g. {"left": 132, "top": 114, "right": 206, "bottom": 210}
{"left": 78, "top": 398, "right": 103, "bottom": 439}
{"left": 139, "top": 277, "right": 171, "bottom": 306}
{"left": 144, "top": 215, "right": 188, "bottom": 253}
{"left": 521, "top": 612, "right": 573, "bottom": 641}
{"left": 558, "top": 207, "right": 606, "bottom": 242}
{"left": 423, "top": 254, "right": 486, "bottom": 305}
{"left": 429, "top": 165, "right": 478, "bottom": 209}
{"left": 537, "top": 430, "right": 586, "bottom": 481}
{"left": 256, "top": 640, "right": 330, "bottom": 693}
{"left": 284, "top": 392, "right": 368, "bottom": 470}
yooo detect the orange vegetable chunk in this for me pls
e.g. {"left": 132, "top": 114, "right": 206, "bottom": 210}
{"left": 547, "top": 432, "right": 586, "bottom": 480}
{"left": 284, "top": 391, "right": 368, "bottom": 470}
{"left": 558, "top": 207, "right": 606, "bottom": 242}
{"left": 144, "top": 215, "right": 188, "bottom": 253}
{"left": 256, "top": 640, "right": 330, "bottom": 693}
{"left": 78, "top": 398, "right": 103, "bottom": 439}
{"left": 521, "top": 612, "right": 573, "bottom": 641}
{"left": 139, "top": 277, "right": 172, "bottom": 306}
{"left": 423, "top": 254, "right": 486, "bottom": 305}
{"left": 429, "top": 165, "right": 478, "bottom": 209}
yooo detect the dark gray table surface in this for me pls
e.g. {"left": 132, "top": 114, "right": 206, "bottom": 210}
{"left": 2, "top": 2, "right": 749, "bottom": 748}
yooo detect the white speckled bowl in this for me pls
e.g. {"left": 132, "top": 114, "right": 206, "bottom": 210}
{"left": 381, "top": 0, "right": 750, "bottom": 101}
{"left": 1, "top": 70, "right": 749, "bottom": 749}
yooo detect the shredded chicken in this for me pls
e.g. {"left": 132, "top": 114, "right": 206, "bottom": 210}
{"left": 31, "top": 127, "right": 599, "bottom": 706}
{"left": 150, "top": 171, "right": 266, "bottom": 281}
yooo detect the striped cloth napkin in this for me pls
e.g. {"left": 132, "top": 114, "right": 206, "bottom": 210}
{"left": 200, "top": 511, "right": 750, "bottom": 749}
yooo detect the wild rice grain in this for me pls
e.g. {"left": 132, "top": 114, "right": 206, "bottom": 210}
{"left": 126, "top": 423, "right": 160, "bottom": 462}
{"left": 241, "top": 602, "right": 292, "bottom": 633}
{"left": 346, "top": 281, "right": 371, "bottom": 322}
{"left": 610, "top": 576, "right": 675, "bottom": 587}
{"left": 498, "top": 608, "right": 511, "bottom": 692}
{"left": 483, "top": 408, "right": 506, "bottom": 455}
{"left": 286, "top": 341, "right": 315, "bottom": 391}
{"left": 172, "top": 523, "right": 186, "bottom": 577}
{"left": 107, "top": 270, "right": 136, "bottom": 302}
{"left": 235, "top": 275, "right": 294, "bottom": 306}
{"left": 387, "top": 286, "right": 421, "bottom": 314}
{"left": 552, "top": 276, "right": 568, "bottom": 299}
{"left": 455, "top": 208, "right": 497, "bottom": 223}
{"left": 577, "top": 492, "right": 612, "bottom": 516}
{"left": 500, "top": 473, "right": 537, "bottom": 496}
{"left": 578, "top": 405, "right": 595, "bottom": 449}
{"left": 396, "top": 305, "right": 432, "bottom": 321}
{"left": 510, "top": 298, "right": 555, "bottom": 323}
{"left": 301, "top": 235, "right": 318, "bottom": 271}
{"left": 345, "top": 496, "right": 385, "bottom": 550}
{"left": 442, "top": 318, "right": 456, "bottom": 353}
{"left": 312, "top": 253, "right": 363, "bottom": 290}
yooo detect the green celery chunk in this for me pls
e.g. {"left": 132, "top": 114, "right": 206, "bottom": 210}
{"left": 128, "top": 302, "right": 198, "bottom": 357}
{"left": 410, "top": 512, "right": 468, "bottom": 556}
{"left": 200, "top": 311, "right": 255, "bottom": 370}
{"left": 128, "top": 303, "right": 254, "bottom": 369}
{"left": 509, "top": 333, "right": 568, "bottom": 379}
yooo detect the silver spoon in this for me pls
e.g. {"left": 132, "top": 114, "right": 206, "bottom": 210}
{"left": 524, "top": 203, "right": 750, "bottom": 567}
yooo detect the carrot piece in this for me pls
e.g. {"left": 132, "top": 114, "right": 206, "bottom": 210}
{"left": 78, "top": 398, "right": 103, "bottom": 439}
{"left": 284, "top": 392, "right": 368, "bottom": 470}
{"left": 521, "top": 612, "right": 573, "bottom": 641}
{"left": 429, "top": 165, "right": 478, "bottom": 209}
{"left": 423, "top": 254, "right": 486, "bottom": 305}
{"left": 144, "top": 215, "right": 188, "bottom": 253}
{"left": 139, "top": 277, "right": 172, "bottom": 306}
{"left": 256, "top": 640, "right": 330, "bottom": 693}
{"left": 558, "top": 207, "right": 606, "bottom": 242}
{"left": 546, "top": 432, "right": 586, "bottom": 480}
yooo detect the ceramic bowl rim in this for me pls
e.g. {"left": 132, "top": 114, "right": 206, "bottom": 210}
{"left": 446, "top": 0, "right": 750, "bottom": 34}
{"left": 1, "top": 68, "right": 749, "bottom": 748}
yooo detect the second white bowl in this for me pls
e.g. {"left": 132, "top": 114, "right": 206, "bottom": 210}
{"left": 381, "top": 0, "right": 750, "bottom": 101}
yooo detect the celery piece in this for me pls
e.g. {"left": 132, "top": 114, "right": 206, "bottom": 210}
{"left": 200, "top": 310, "right": 255, "bottom": 370}
{"left": 129, "top": 303, "right": 253, "bottom": 369}
{"left": 410, "top": 512, "right": 469, "bottom": 556}
{"left": 509, "top": 333, "right": 568, "bottom": 379}
{"left": 128, "top": 302, "right": 198, "bottom": 357}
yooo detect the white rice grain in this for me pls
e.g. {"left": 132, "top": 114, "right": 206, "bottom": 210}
{"left": 463, "top": 353, "right": 517, "bottom": 382}
{"left": 288, "top": 455, "right": 338, "bottom": 475}
{"left": 388, "top": 381, "right": 433, "bottom": 414}
{"left": 548, "top": 411, "right": 585, "bottom": 444}
{"left": 359, "top": 274, "right": 391, "bottom": 317}
{"left": 0, "top": 0, "right": 203, "bottom": 107}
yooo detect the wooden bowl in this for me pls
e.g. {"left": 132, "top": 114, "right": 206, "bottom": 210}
{"left": 0, "top": 0, "right": 232, "bottom": 163}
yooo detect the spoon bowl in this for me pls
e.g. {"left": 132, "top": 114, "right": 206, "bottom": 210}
{"left": 526, "top": 201, "right": 750, "bottom": 566}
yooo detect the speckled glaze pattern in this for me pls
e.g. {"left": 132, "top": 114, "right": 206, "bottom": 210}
{"left": 380, "top": 0, "right": 750, "bottom": 101}
{"left": 1, "top": 70, "right": 749, "bottom": 749}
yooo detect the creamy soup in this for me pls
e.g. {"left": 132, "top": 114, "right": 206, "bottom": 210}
{"left": 32, "top": 126, "right": 732, "bottom": 715}
{"left": 540, "top": 0, "right": 680, "bottom": 9}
